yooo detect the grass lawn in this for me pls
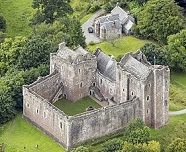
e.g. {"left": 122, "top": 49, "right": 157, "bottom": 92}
{"left": 150, "top": 114, "right": 186, "bottom": 151}
{"left": 169, "top": 73, "right": 186, "bottom": 111}
{"left": 53, "top": 96, "right": 102, "bottom": 116}
{"left": 0, "top": 0, "right": 34, "bottom": 37}
{"left": 88, "top": 36, "right": 153, "bottom": 57}
{"left": 0, "top": 113, "right": 65, "bottom": 152}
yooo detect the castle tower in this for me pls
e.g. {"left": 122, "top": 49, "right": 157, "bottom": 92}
{"left": 50, "top": 43, "right": 97, "bottom": 102}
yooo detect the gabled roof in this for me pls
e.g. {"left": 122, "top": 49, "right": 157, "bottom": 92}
{"left": 111, "top": 6, "right": 128, "bottom": 23}
{"left": 124, "top": 20, "right": 133, "bottom": 31}
{"left": 101, "top": 20, "right": 121, "bottom": 30}
{"left": 94, "top": 49, "right": 116, "bottom": 81}
{"left": 74, "top": 46, "right": 89, "bottom": 56}
{"left": 120, "top": 53, "right": 150, "bottom": 80}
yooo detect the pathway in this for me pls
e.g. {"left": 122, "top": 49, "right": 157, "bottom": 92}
{"left": 169, "top": 109, "right": 186, "bottom": 116}
{"left": 82, "top": 9, "right": 105, "bottom": 44}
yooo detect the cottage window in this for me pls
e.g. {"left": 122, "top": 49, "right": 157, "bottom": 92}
{"left": 60, "top": 122, "right": 62, "bottom": 129}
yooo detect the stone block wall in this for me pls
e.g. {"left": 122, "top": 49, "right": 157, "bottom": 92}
{"left": 29, "top": 72, "right": 61, "bottom": 102}
{"left": 67, "top": 97, "right": 141, "bottom": 148}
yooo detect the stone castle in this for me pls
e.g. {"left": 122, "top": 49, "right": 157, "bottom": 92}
{"left": 23, "top": 42, "right": 170, "bottom": 149}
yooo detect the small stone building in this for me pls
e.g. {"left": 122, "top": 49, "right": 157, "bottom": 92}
{"left": 95, "top": 5, "right": 134, "bottom": 40}
{"left": 23, "top": 42, "right": 170, "bottom": 150}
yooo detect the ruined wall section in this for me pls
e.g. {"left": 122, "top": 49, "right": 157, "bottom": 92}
{"left": 68, "top": 98, "right": 141, "bottom": 148}
{"left": 29, "top": 72, "right": 61, "bottom": 102}
{"left": 23, "top": 86, "right": 69, "bottom": 149}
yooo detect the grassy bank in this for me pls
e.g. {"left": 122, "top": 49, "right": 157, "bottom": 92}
{"left": 0, "top": 0, "right": 34, "bottom": 37}
{"left": 0, "top": 113, "right": 65, "bottom": 152}
{"left": 88, "top": 36, "right": 152, "bottom": 57}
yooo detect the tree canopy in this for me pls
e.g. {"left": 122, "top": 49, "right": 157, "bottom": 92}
{"left": 166, "top": 29, "right": 186, "bottom": 72}
{"left": 32, "top": 0, "right": 73, "bottom": 24}
{"left": 137, "top": 0, "right": 184, "bottom": 44}
{"left": 0, "top": 15, "right": 6, "bottom": 32}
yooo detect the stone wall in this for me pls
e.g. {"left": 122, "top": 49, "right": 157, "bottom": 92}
{"left": 23, "top": 84, "right": 69, "bottom": 149}
{"left": 29, "top": 72, "right": 61, "bottom": 102}
{"left": 67, "top": 97, "right": 141, "bottom": 148}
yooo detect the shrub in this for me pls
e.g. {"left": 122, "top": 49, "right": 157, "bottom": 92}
{"left": 102, "top": 138, "right": 123, "bottom": 152}
{"left": 89, "top": 4, "right": 101, "bottom": 13}
{"left": 88, "top": 41, "right": 95, "bottom": 46}
{"left": 70, "top": 146, "right": 90, "bottom": 152}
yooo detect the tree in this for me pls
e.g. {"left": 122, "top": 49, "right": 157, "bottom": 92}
{"left": 140, "top": 43, "right": 168, "bottom": 66}
{"left": 18, "top": 35, "right": 51, "bottom": 70}
{"left": 102, "top": 139, "right": 123, "bottom": 152}
{"left": 123, "top": 118, "right": 150, "bottom": 144}
{"left": 0, "top": 15, "right": 6, "bottom": 32}
{"left": 167, "top": 138, "right": 186, "bottom": 152}
{"left": 32, "top": 0, "right": 73, "bottom": 24}
{"left": 121, "top": 140, "right": 160, "bottom": 152}
{"left": 0, "top": 84, "right": 16, "bottom": 124}
{"left": 65, "top": 17, "right": 86, "bottom": 48}
{"left": 166, "top": 29, "right": 186, "bottom": 72}
{"left": 137, "top": 0, "right": 184, "bottom": 44}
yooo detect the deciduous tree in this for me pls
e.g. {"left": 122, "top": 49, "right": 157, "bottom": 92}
{"left": 32, "top": 0, "right": 73, "bottom": 24}
{"left": 137, "top": 0, "right": 184, "bottom": 44}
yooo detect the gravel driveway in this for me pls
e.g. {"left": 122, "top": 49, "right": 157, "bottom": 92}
{"left": 82, "top": 9, "right": 105, "bottom": 44}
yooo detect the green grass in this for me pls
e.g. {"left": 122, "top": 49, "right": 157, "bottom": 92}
{"left": 88, "top": 36, "right": 152, "bottom": 57}
{"left": 53, "top": 96, "right": 102, "bottom": 116}
{"left": 0, "top": 0, "right": 34, "bottom": 37}
{"left": 169, "top": 73, "right": 186, "bottom": 111}
{"left": 80, "top": 13, "right": 93, "bottom": 24}
{"left": 150, "top": 114, "right": 186, "bottom": 151}
{"left": 0, "top": 113, "right": 65, "bottom": 152}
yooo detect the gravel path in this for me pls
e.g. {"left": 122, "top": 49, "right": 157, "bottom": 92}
{"left": 169, "top": 109, "right": 186, "bottom": 116}
{"left": 82, "top": 9, "right": 105, "bottom": 44}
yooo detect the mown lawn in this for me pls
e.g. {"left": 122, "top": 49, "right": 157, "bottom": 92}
{"left": 169, "top": 73, "right": 186, "bottom": 111}
{"left": 0, "top": 113, "right": 65, "bottom": 152}
{"left": 53, "top": 96, "right": 102, "bottom": 116}
{"left": 88, "top": 36, "right": 152, "bottom": 57}
{"left": 150, "top": 114, "right": 186, "bottom": 151}
{"left": 0, "top": 0, "right": 34, "bottom": 37}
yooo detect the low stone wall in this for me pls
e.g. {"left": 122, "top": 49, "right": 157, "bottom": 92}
{"left": 68, "top": 98, "right": 141, "bottom": 148}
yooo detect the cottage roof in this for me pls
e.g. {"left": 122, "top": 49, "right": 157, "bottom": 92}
{"left": 120, "top": 53, "right": 150, "bottom": 80}
{"left": 94, "top": 49, "right": 116, "bottom": 81}
{"left": 101, "top": 20, "right": 121, "bottom": 30}
{"left": 124, "top": 20, "right": 133, "bottom": 31}
{"left": 111, "top": 6, "right": 128, "bottom": 23}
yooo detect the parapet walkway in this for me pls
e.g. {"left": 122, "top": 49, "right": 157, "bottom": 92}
{"left": 169, "top": 109, "right": 186, "bottom": 116}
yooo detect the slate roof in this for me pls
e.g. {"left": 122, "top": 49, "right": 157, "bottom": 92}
{"left": 57, "top": 46, "right": 79, "bottom": 60}
{"left": 94, "top": 49, "right": 116, "bottom": 81}
{"left": 120, "top": 53, "right": 150, "bottom": 80}
{"left": 74, "top": 46, "right": 89, "bottom": 55}
{"left": 124, "top": 20, "right": 133, "bottom": 31}
{"left": 111, "top": 6, "right": 128, "bottom": 23}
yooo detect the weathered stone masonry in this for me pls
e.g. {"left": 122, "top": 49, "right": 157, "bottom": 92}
{"left": 23, "top": 42, "right": 170, "bottom": 149}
